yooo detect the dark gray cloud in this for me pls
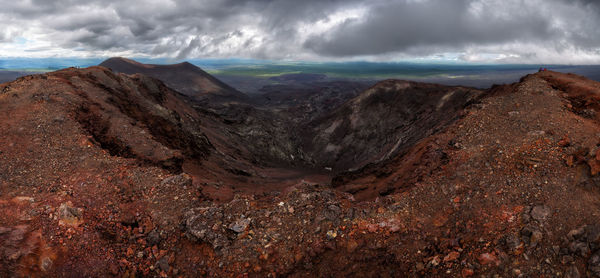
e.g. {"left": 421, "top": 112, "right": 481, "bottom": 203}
{"left": 305, "top": 0, "right": 554, "bottom": 56}
{"left": 0, "top": 0, "right": 599, "bottom": 63}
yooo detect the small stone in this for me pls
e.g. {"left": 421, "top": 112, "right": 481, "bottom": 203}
{"left": 589, "top": 251, "right": 600, "bottom": 277}
{"left": 40, "top": 256, "right": 53, "bottom": 271}
{"left": 589, "top": 159, "right": 600, "bottom": 176}
{"left": 522, "top": 207, "right": 532, "bottom": 223}
{"left": 588, "top": 251, "right": 600, "bottom": 277}
{"left": 505, "top": 234, "right": 523, "bottom": 253}
{"left": 185, "top": 207, "right": 229, "bottom": 249}
{"left": 520, "top": 225, "right": 539, "bottom": 243}
{"left": 530, "top": 230, "right": 543, "bottom": 248}
{"left": 161, "top": 173, "right": 192, "bottom": 187}
{"left": 527, "top": 130, "right": 545, "bottom": 136}
{"left": 443, "top": 251, "right": 460, "bottom": 262}
{"left": 429, "top": 256, "right": 440, "bottom": 267}
{"left": 53, "top": 116, "right": 65, "bottom": 123}
{"left": 229, "top": 217, "right": 250, "bottom": 233}
{"left": 126, "top": 247, "right": 134, "bottom": 257}
{"left": 416, "top": 262, "right": 424, "bottom": 271}
{"left": 157, "top": 256, "right": 170, "bottom": 272}
{"left": 478, "top": 252, "right": 500, "bottom": 266}
{"left": 147, "top": 230, "right": 161, "bottom": 246}
{"left": 568, "top": 226, "right": 586, "bottom": 241}
{"left": 461, "top": 268, "right": 474, "bottom": 277}
{"left": 569, "top": 241, "right": 590, "bottom": 257}
{"left": 566, "top": 155, "right": 575, "bottom": 167}
{"left": 558, "top": 135, "right": 571, "bottom": 147}
{"left": 326, "top": 230, "right": 337, "bottom": 240}
{"left": 565, "top": 265, "right": 580, "bottom": 278}
{"left": 561, "top": 255, "right": 574, "bottom": 264}
{"left": 324, "top": 205, "right": 341, "bottom": 221}
{"left": 530, "top": 205, "right": 551, "bottom": 222}
{"left": 58, "top": 201, "right": 83, "bottom": 227}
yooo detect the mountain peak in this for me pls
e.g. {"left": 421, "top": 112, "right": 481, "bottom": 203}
{"left": 99, "top": 57, "right": 247, "bottom": 102}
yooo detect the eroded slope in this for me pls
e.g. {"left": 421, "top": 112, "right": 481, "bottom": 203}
{"left": 304, "top": 80, "right": 482, "bottom": 172}
{"left": 181, "top": 71, "right": 600, "bottom": 277}
{"left": 2, "top": 69, "right": 600, "bottom": 277}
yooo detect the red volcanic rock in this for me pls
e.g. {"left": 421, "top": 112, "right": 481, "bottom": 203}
{"left": 589, "top": 159, "right": 600, "bottom": 176}
{"left": 478, "top": 252, "right": 500, "bottom": 266}
{"left": 443, "top": 251, "right": 460, "bottom": 262}
{"left": 3, "top": 66, "right": 600, "bottom": 277}
{"left": 461, "top": 268, "right": 475, "bottom": 277}
{"left": 558, "top": 135, "right": 571, "bottom": 147}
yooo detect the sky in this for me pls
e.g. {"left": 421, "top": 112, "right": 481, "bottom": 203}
{"left": 0, "top": 0, "right": 599, "bottom": 64}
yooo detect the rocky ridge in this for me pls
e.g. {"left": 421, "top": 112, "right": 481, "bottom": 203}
{"left": 1, "top": 66, "right": 600, "bottom": 277}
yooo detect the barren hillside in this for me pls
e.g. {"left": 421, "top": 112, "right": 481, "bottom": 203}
{"left": 1, "top": 66, "right": 599, "bottom": 277}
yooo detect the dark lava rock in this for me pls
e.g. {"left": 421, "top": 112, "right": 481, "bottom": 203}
{"left": 584, "top": 225, "right": 600, "bottom": 244}
{"left": 530, "top": 205, "right": 551, "bottom": 222}
{"left": 565, "top": 225, "right": 600, "bottom": 260}
{"left": 161, "top": 173, "right": 193, "bottom": 187}
{"left": 566, "top": 265, "right": 581, "bottom": 278}
{"left": 504, "top": 234, "right": 523, "bottom": 253}
{"left": 323, "top": 205, "right": 341, "bottom": 221}
{"left": 589, "top": 251, "right": 600, "bottom": 277}
{"left": 185, "top": 207, "right": 229, "bottom": 249}
{"left": 569, "top": 241, "right": 590, "bottom": 257}
{"left": 157, "top": 256, "right": 170, "bottom": 272}
{"left": 530, "top": 230, "right": 543, "bottom": 248}
{"left": 228, "top": 218, "right": 250, "bottom": 233}
{"left": 521, "top": 225, "right": 541, "bottom": 245}
{"left": 147, "top": 230, "right": 161, "bottom": 246}
{"left": 568, "top": 226, "right": 586, "bottom": 241}
{"left": 561, "top": 255, "right": 574, "bottom": 265}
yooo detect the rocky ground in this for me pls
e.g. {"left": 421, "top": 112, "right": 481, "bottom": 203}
{"left": 1, "top": 67, "right": 600, "bottom": 277}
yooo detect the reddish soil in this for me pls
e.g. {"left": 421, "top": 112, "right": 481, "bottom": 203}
{"left": 1, "top": 67, "right": 600, "bottom": 277}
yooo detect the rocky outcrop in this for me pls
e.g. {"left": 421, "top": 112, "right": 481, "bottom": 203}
{"left": 57, "top": 67, "right": 215, "bottom": 171}
{"left": 303, "top": 80, "right": 483, "bottom": 171}
{"left": 4, "top": 66, "right": 600, "bottom": 277}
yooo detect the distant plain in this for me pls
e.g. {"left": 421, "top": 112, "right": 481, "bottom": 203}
{"left": 2, "top": 58, "right": 600, "bottom": 92}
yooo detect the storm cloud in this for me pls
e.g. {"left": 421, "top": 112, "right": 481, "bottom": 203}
{"left": 0, "top": 0, "right": 599, "bottom": 63}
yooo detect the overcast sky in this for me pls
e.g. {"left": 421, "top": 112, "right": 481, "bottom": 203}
{"left": 0, "top": 0, "right": 599, "bottom": 64}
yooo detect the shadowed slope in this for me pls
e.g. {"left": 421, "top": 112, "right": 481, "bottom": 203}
{"left": 100, "top": 57, "right": 248, "bottom": 103}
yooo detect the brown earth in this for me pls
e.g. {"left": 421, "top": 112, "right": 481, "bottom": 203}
{"left": 1, "top": 65, "right": 600, "bottom": 277}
